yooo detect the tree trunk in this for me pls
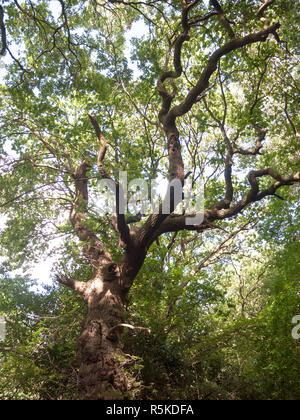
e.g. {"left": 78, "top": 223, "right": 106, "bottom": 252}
{"left": 76, "top": 272, "right": 129, "bottom": 400}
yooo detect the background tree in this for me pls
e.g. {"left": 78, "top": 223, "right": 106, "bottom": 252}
{"left": 0, "top": 0, "right": 299, "bottom": 399}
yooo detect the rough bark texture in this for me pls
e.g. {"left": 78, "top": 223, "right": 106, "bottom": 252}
{"left": 61, "top": 250, "right": 147, "bottom": 400}
{"left": 76, "top": 275, "right": 126, "bottom": 400}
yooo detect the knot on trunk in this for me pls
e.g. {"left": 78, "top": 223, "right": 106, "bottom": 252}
{"left": 102, "top": 263, "right": 120, "bottom": 282}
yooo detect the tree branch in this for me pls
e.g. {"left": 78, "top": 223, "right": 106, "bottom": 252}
{"left": 233, "top": 123, "right": 266, "bottom": 156}
{"left": 88, "top": 114, "right": 109, "bottom": 178}
{"left": 88, "top": 114, "right": 131, "bottom": 249}
{"left": 203, "top": 97, "right": 234, "bottom": 211}
{"left": 210, "top": 0, "right": 235, "bottom": 39}
{"left": 56, "top": 275, "right": 87, "bottom": 296}
{"left": 70, "top": 161, "right": 113, "bottom": 267}
{"left": 167, "top": 22, "right": 281, "bottom": 124}
{"left": 107, "top": 323, "right": 151, "bottom": 336}
{"left": 157, "top": 1, "right": 201, "bottom": 123}
{"left": 257, "top": 0, "right": 275, "bottom": 18}
{"left": 0, "top": 5, "right": 7, "bottom": 56}
{"left": 141, "top": 20, "right": 281, "bottom": 247}
{"left": 151, "top": 168, "right": 300, "bottom": 238}
{"left": 284, "top": 93, "right": 300, "bottom": 139}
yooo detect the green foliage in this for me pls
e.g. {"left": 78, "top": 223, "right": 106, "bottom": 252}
{"left": 115, "top": 223, "right": 299, "bottom": 400}
{"left": 0, "top": 268, "right": 86, "bottom": 400}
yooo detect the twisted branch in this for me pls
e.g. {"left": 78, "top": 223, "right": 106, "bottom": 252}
{"left": 88, "top": 115, "right": 131, "bottom": 249}
{"left": 210, "top": 0, "right": 235, "bottom": 39}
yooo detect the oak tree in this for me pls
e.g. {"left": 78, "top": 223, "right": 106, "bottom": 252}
{"left": 0, "top": 0, "right": 299, "bottom": 399}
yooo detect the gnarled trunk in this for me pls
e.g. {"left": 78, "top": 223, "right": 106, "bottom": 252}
{"left": 75, "top": 252, "right": 145, "bottom": 400}
{"left": 76, "top": 273, "right": 128, "bottom": 400}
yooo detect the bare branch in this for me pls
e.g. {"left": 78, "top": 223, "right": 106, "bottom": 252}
{"left": 56, "top": 275, "right": 87, "bottom": 296}
{"left": 108, "top": 323, "right": 151, "bottom": 336}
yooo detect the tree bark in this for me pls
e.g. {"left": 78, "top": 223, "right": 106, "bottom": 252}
{"left": 76, "top": 271, "right": 128, "bottom": 400}
{"left": 74, "top": 248, "right": 147, "bottom": 400}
